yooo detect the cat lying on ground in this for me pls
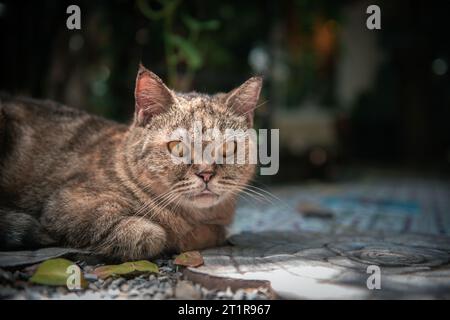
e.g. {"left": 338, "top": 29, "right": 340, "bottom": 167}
{"left": 0, "top": 64, "right": 262, "bottom": 260}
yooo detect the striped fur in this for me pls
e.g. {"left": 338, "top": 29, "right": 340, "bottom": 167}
{"left": 0, "top": 66, "right": 262, "bottom": 260}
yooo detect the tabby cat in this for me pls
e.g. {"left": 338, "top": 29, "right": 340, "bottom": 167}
{"left": 0, "top": 65, "right": 262, "bottom": 260}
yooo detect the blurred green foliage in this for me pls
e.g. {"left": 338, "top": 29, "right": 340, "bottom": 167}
{"left": 0, "top": 0, "right": 342, "bottom": 119}
{"left": 137, "top": 0, "right": 220, "bottom": 90}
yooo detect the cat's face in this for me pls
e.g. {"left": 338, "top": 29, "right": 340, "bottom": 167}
{"left": 127, "top": 65, "right": 262, "bottom": 209}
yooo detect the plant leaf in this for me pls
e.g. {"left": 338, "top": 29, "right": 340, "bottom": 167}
{"left": 167, "top": 34, "right": 202, "bottom": 70}
{"left": 199, "top": 19, "right": 220, "bottom": 31}
{"left": 174, "top": 251, "right": 204, "bottom": 267}
{"left": 183, "top": 15, "right": 220, "bottom": 32}
{"left": 30, "top": 258, "right": 87, "bottom": 288}
{"left": 93, "top": 260, "right": 159, "bottom": 280}
{"left": 182, "top": 14, "right": 201, "bottom": 32}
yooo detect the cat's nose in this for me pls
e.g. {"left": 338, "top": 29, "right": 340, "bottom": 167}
{"left": 196, "top": 171, "right": 215, "bottom": 183}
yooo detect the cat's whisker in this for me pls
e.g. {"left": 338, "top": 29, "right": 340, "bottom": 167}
{"left": 219, "top": 182, "right": 271, "bottom": 204}
{"left": 133, "top": 190, "right": 183, "bottom": 222}
{"left": 143, "top": 182, "right": 194, "bottom": 219}
{"left": 132, "top": 171, "right": 195, "bottom": 220}
{"left": 242, "top": 184, "right": 284, "bottom": 203}
{"left": 133, "top": 189, "right": 175, "bottom": 216}
{"left": 218, "top": 187, "right": 260, "bottom": 207}
{"left": 246, "top": 182, "right": 299, "bottom": 213}
{"left": 219, "top": 181, "right": 278, "bottom": 205}
{"left": 223, "top": 180, "right": 278, "bottom": 201}
{"left": 136, "top": 192, "right": 177, "bottom": 222}
{"left": 144, "top": 197, "right": 174, "bottom": 221}
{"left": 242, "top": 187, "right": 279, "bottom": 205}
{"left": 140, "top": 188, "right": 182, "bottom": 215}
{"left": 240, "top": 188, "right": 272, "bottom": 204}
{"left": 148, "top": 192, "right": 182, "bottom": 220}
{"left": 232, "top": 181, "right": 299, "bottom": 213}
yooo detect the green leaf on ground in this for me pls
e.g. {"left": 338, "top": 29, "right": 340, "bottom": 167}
{"left": 30, "top": 258, "right": 87, "bottom": 288}
{"left": 93, "top": 260, "right": 159, "bottom": 280}
{"left": 174, "top": 251, "right": 204, "bottom": 267}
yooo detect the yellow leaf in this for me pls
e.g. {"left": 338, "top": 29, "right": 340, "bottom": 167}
{"left": 93, "top": 260, "right": 159, "bottom": 280}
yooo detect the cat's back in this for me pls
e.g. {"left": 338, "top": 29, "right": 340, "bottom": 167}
{"left": 1, "top": 95, "right": 97, "bottom": 130}
{"left": 0, "top": 94, "right": 122, "bottom": 150}
{"left": 0, "top": 95, "right": 126, "bottom": 208}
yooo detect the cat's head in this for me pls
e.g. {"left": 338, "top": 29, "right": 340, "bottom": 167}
{"left": 125, "top": 65, "right": 262, "bottom": 209}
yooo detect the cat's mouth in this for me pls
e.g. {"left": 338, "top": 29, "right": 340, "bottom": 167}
{"left": 181, "top": 181, "right": 222, "bottom": 208}
{"left": 187, "top": 187, "right": 220, "bottom": 208}
{"left": 195, "top": 188, "right": 218, "bottom": 198}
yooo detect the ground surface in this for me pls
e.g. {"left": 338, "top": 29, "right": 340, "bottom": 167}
{"left": 1, "top": 173, "right": 449, "bottom": 299}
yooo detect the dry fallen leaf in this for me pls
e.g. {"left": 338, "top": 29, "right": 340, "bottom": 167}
{"left": 30, "top": 258, "right": 87, "bottom": 288}
{"left": 93, "top": 260, "right": 159, "bottom": 280}
{"left": 174, "top": 251, "right": 204, "bottom": 267}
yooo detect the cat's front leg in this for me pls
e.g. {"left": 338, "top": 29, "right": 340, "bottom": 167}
{"left": 42, "top": 186, "right": 167, "bottom": 261}
{"left": 177, "top": 224, "right": 226, "bottom": 252}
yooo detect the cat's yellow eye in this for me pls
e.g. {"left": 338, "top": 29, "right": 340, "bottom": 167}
{"left": 221, "top": 141, "right": 237, "bottom": 157}
{"left": 168, "top": 141, "right": 185, "bottom": 157}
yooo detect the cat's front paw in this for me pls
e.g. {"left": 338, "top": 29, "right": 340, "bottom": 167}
{"left": 95, "top": 217, "right": 167, "bottom": 261}
{"left": 177, "top": 224, "right": 226, "bottom": 252}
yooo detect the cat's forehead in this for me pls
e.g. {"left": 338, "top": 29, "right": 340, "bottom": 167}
{"left": 147, "top": 91, "right": 248, "bottom": 138}
{"left": 176, "top": 93, "right": 223, "bottom": 112}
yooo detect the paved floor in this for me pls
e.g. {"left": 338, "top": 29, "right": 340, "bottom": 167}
{"left": 232, "top": 176, "right": 450, "bottom": 236}
{"left": 185, "top": 175, "right": 450, "bottom": 299}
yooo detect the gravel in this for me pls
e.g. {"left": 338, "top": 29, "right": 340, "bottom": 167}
{"left": 0, "top": 256, "right": 270, "bottom": 300}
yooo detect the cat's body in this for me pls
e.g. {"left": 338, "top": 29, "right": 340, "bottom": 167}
{"left": 0, "top": 66, "right": 261, "bottom": 260}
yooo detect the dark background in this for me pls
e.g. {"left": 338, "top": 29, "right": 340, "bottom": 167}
{"left": 0, "top": 0, "right": 449, "bottom": 183}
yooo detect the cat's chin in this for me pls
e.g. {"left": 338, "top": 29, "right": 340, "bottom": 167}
{"left": 188, "top": 192, "right": 221, "bottom": 208}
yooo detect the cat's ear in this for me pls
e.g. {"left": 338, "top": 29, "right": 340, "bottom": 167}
{"left": 134, "top": 64, "right": 176, "bottom": 126}
{"left": 224, "top": 76, "right": 262, "bottom": 127}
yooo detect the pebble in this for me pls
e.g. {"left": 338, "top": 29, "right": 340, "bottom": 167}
{"left": 83, "top": 265, "right": 94, "bottom": 273}
{"left": 233, "top": 289, "right": 245, "bottom": 300}
{"left": 128, "top": 289, "right": 141, "bottom": 297}
{"left": 159, "top": 266, "right": 172, "bottom": 272}
{"left": 81, "top": 291, "right": 103, "bottom": 300}
{"left": 101, "top": 277, "right": 113, "bottom": 288}
{"left": 59, "top": 293, "right": 79, "bottom": 300}
{"left": 111, "top": 278, "right": 126, "bottom": 288}
{"left": 175, "top": 281, "right": 201, "bottom": 299}
{"left": 153, "top": 292, "right": 165, "bottom": 300}
{"left": 0, "top": 269, "right": 14, "bottom": 283}
{"left": 119, "top": 283, "right": 130, "bottom": 292}
{"left": 84, "top": 273, "right": 98, "bottom": 282}
{"left": 246, "top": 291, "right": 259, "bottom": 300}
{"left": 142, "top": 293, "right": 154, "bottom": 299}
{"left": 0, "top": 286, "right": 18, "bottom": 298}
{"left": 88, "top": 283, "right": 99, "bottom": 290}
{"left": 56, "top": 287, "right": 68, "bottom": 295}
